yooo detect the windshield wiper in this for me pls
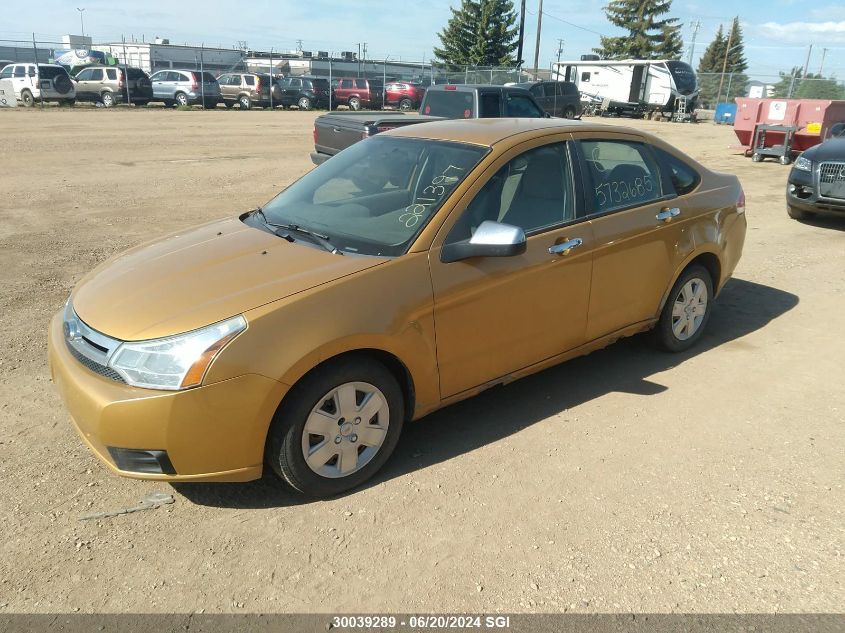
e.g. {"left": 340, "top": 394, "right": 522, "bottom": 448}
{"left": 252, "top": 208, "right": 342, "bottom": 255}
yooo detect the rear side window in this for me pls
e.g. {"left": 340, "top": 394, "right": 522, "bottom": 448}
{"left": 654, "top": 148, "right": 700, "bottom": 195}
{"left": 106, "top": 68, "right": 117, "bottom": 80}
{"left": 505, "top": 94, "right": 543, "bottom": 117}
{"left": 244, "top": 75, "right": 255, "bottom": 86}
{"left": 355, "top": 79, "right": 367, "bottom": 89}
{"left": 580, "top": 139, "right": 663, "bottom": 213}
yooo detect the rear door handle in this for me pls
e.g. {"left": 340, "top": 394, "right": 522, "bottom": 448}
{"left": 656, "top": 207, "right": 681, "bottom": 222}
{"left": 548, "top": 238, "right": 583, "bottom": 255}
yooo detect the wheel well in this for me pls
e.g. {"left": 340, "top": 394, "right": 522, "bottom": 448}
{"left": 687, "top": 252, "right": 721, "bottom": 291}
{"left": 283, "top": 349, "right": 416, "bottom": 422}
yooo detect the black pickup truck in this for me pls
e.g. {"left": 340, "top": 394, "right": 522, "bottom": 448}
{"left": 310, "top": 84, "right": 547, "bottom": 165}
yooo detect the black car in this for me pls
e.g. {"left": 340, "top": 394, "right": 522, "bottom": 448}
{"left": 787, "top": 123, "right": 845, "bottom": 220}
{"left": 513, "top": 80, "right": 582, "bottom": 119}
{"left": 277, "top": 76, "right": 330, "bottom": 110}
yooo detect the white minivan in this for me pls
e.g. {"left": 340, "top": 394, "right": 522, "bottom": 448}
{"left": 0, "top": 63, "right": 76, "bottom": 106}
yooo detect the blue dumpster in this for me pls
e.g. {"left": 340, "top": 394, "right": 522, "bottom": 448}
{"left": 714, "top": 102, "right": 737, "bottom": 125}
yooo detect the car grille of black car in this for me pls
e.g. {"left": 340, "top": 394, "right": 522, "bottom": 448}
{"left": 66, "top": 342, "right": 126, "bottom": 383}
{"left": 819, "top": 162, "right": 845, "bottom": 199}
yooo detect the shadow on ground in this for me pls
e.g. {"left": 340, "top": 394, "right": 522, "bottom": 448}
{"left": 174, "top": 277, "right": 798, "bottom": 509}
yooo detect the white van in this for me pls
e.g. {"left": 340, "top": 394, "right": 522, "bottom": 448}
{"left": 0, "top": 63, "right": 76, "bottom": 106}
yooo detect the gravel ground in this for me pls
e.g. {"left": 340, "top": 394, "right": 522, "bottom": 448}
{"left": 0, "top": 108, "right": 842, "bottom": 613}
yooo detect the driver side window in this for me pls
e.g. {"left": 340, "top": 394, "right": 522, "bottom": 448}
{"left": 447, "top": 142, "right": 575, "bottom": 243}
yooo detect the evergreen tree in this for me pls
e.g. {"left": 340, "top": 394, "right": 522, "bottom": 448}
{"left": 594, "top": 0, "right": 683, "bottom": 59}
{"left": 434, "top": 0, "right": 519, "bottom": 68}
{"left": 696, "top": 18, "right": 747, "bottom": 107}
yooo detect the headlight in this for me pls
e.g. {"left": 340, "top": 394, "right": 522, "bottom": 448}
{"left": 108, "top": 315, "right": 246, "bottom": 390}
{"left": 794, "top": 156, "right": 813, "bottom": 172}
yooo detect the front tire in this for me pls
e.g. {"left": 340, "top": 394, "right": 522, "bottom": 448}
{"left": 399, "top": 98, "right": 413, "bottom": 111}
{"left": 563, "top": 106, "right": 576, "bottom": 119}
{"left": 654, "top": 264, "right": 713, "bottom": 352}
{"left": 266, "top": 356, "right": 404, "bottom": 498}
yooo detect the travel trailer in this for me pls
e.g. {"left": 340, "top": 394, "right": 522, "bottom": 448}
{"left": 553, "top": 57, "right": 698, "bottom": 116}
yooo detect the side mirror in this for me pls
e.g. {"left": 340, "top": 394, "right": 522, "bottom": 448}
{"left": 441, "top": 220, "right": 527, "bottom": 263}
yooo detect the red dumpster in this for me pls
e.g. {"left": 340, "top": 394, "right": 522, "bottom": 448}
{"left": 734, "top": 97, "right": 845, "bottom": 156}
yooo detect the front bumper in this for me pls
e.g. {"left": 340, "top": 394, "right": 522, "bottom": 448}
{"left": 48, "top": 313, "right": 287, "bottom": 482}
{"left": 787, "top": 169, "right": 845, "bottom": 215}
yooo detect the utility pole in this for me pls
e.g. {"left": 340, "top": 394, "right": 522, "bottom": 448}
{"left": 818, "top": 47, "right": 828, "bottom": 76}
{"left": 357, "top": 43, "right": 361, "bottom": 77}
{"left": 516, "top": 0, "right": 527, "bottom": 67}
{"left": 76, "top": 7, "right": 86, "bottom": 37}
{"left": 687, "top": 19, "right": 701, "bottom": 65}
{"left": 715, "top": 23, "right": 733, "bottom": 104}
{"left": 532, "top": 0, "right": 544, "bottom": 76}
{"left": 296, "top": 39, "right": 303, "bottom": 52}
{"left": 802, "top": 43, "right": 813, "bottom": 80}
{"left": 556, "top": 38, "right": 564, "bottom": 64}
{"left": 363, "top": 42, "right": 368, "bottom": 75}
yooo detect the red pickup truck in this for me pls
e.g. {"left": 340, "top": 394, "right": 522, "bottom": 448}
{"left": 331, "top": 77, "right": 384, "bottom": 110}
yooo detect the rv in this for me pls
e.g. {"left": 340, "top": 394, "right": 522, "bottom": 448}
{"left": 553, "top": 58, "right": 698, "bottom": 116}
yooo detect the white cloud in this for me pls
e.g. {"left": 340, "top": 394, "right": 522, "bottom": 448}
{"left": 756, "top": 20, "right": 845, "bottom": 44}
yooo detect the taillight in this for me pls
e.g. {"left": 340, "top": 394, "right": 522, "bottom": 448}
{"left": 191, "top": 73, "right": 199, "bottom": 91}
{"left": 118, "top": 70, "right": 124, "bottom": 89}
{"left": 445, "top": 85, "right": 456, "bottom": 90}
{"left": 255, "top": 77, "right": 261, "bottom": 92}
{"left": 737, "top": 189, "right": 745, "bottom": 214}
{"left": 313, "top": 125, "right": 318, "bottom": 145}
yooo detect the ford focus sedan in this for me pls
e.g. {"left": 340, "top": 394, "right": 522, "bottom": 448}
{"left": 49, "top": 118, "right": 747, "bottom": 497}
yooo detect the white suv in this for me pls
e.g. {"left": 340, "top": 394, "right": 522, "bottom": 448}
{"left": 0, "top": 63, "right": 76, "bottom": 106}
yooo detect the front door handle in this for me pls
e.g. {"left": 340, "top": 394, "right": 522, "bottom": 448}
{"left": 548, "top": 237, "right": 583, "bottom": 256}
{"left": 656, "top": 207, "right": 681, "bottom": 222}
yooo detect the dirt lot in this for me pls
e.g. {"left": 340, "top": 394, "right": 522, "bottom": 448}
{"left": 0, "top": 108, "right": 842, "bottom": 614}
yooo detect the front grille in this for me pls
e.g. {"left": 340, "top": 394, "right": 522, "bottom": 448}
{"left": 66, "top": 341, "right": 125, "bottom": 383}
{"left": 819, "top": 162, "right": 845, "bottom": 199}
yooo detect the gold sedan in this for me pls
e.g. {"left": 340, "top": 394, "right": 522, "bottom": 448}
{"left": 48, "top": 118, "right": 746, "bottom": 497}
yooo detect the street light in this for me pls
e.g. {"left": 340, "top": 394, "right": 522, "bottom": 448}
{"left": 76, "top": 7, "right": 85, "bottom": 37}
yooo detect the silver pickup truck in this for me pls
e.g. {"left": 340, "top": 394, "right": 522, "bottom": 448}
{"left": 310, "top": 84, "right": 548, "bottom": 165}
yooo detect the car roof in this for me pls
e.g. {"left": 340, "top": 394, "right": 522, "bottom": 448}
{"left": 385, "top": 117, "right": 630, "bottom": 147}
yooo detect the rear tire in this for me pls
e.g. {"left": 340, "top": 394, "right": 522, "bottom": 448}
{"left": 297, "top": 96, "right": 312, "bottom": 110}
{"left": 266, "top": 356, "right": 404, "bottom": 498}
{"left": 101, "top": 92, "right": 115, "bottom": 108}
{"left": 653, "top": 264, "right": 713, "bottom": 353}
{"left": 174, "top": 92, "right": 189, "bottom": 107}
{"left": 563, "top": 106, "right": 576, "bottom": 119}
{"left": 239, "top": 95, "right": 251, "bottom": 110}
{"left": 348, "top": 96, "right": 361, "bottom": 111}
{"left": 21, "top": 90, "right": 34, "bottom": 107}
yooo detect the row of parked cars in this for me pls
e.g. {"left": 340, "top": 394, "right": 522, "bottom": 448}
{"left": 0, "top": 62, "right": 582, "bottom": 117}
{"left": 0, "top": 62, "right": 431, "bottom": 111}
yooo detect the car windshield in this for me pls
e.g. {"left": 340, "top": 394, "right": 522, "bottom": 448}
{"left": 259, "top": 136, "right": 488, "bottom": 256}
{"left": 421, "top": 90, "right": 474, "bottom": 118}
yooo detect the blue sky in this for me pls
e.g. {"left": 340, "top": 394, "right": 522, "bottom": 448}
{"left": 3, "top": 0, "right": 845, "bottom": 79}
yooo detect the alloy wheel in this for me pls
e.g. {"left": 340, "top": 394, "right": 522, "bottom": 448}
{"left": 301, "top": 381, "right": 389, "bottom": 479}
{"left": 671, "top": 278, "right": 708, "bottom": 341}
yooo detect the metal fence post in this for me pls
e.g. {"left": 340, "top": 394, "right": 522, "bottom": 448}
{"left": 382, "top": 59, "right": 386, "bottom": 109}
{"left": 122, "top": 36, "right": 132, "bottom": 106}
{"left": 32, "top": 33, "right": 43, "bottom": 109}
{"left": 328, "top": 57, "right": 333, "bottom": 111}
{"left": 269, "top": 48, "right": 274, "bottom": 110}
{"left": 199, "top": 44, "right": 206, "bottom": 109}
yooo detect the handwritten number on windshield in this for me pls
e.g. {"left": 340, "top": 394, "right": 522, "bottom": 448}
{"left": 400, "top": 165, "right": 465, "bottom": 228}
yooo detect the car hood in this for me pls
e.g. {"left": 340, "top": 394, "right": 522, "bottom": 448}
{"left": 72, "top": 217, "right": 386, "bottom": 341}
{"left": 803, "top": 137, "right": 845, "bottom": 162}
